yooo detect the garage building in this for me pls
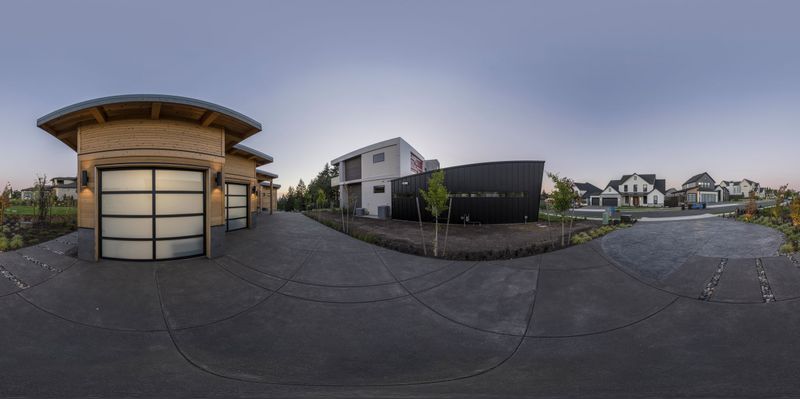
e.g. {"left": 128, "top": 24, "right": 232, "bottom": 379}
{"left": 37, "top": 94, "right": 274, "bottom": 261}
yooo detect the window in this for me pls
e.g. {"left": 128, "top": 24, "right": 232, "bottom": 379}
{"left": 643, "top": 196, "right": 647, "bottom": 204}
{"left": 633, "top": 184, "right": 638, "bottom": 192}
{"left": 654, "top": 195, "right": 659, "bottom": 204}
{"left": 373, "top": 185, "right": 385, "bottom": 194}
{"left": 373, "top": 152, "right": 385, "bottom": 163}
{"left": 624, "top": 185, "right": 628, "bottom": 192}
{"left": 634, "top": 176, "right": 637, "bottom": 180}
{"left": 643, "top": 184, "right": 648, "bottom": 191}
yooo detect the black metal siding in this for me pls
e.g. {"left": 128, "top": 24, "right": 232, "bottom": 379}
{"left": 390, "top": 161, "right": 545, "bottom": 224}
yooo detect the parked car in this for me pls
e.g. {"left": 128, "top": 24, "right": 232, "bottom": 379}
{"left": 681, "top": 202, "right": 707, "bottom": 210}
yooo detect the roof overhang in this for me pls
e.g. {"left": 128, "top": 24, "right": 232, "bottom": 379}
{"left": 37, "top": 94, "right": 262, "bottom": 151}
{"left": 228, "top": 143, "right": 273, "bottom": 167}
{"left": 260, "top": 181, "right": 281, "bottom": 189}
{"left": 256, "top": 169, "right": 279, "bottom": 181}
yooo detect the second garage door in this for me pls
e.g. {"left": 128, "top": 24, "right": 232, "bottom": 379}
{"left": 225, "top": 183, "right": 249, "bottom": 231}
{"left": 601, "top": 197, "right": 618, "bottom": 206}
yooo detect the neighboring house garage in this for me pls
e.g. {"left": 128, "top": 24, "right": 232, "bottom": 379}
{"left": 37, "top": 94, "right": 275, "bottom": 261}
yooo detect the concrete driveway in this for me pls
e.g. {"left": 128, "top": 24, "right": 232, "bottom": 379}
{"left": 1, "top": 213, "right": 799, "bottom": 398}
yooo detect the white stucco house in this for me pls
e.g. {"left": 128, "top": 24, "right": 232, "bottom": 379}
{"left": 331, "top": 137, "right": 438, "bottom": 216}
{"left": 50, "top": 176, "right": 78, "bottom": 200}
{"left": 589, "top": 173, "right": 666, "bottom": 207}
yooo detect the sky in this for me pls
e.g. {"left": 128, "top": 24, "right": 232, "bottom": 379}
{"left": 1, "top": 0, "right": 798, "bottom": 194}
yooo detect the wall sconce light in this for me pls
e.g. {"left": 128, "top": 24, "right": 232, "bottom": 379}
{"left": 81, "top": 170, "right": 89, "bottom": 186}
{"left": 252, "top": 186, "right": 257, "bottom": 194}
{"left": 215, "top": 172, "right": 222, "bottom": 187}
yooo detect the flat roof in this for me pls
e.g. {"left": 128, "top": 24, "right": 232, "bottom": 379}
{"left": 260, "top": 181, "right": 281, "bottom": 188}
{"left": 37, "top": 94, "right": 263, "bottom": 151}
{"left": 256, "top": 169, "right": 279, "bottom": 180}
{"left": 228, "top": 143, "right": 273, "bottom": 167}
{"left": 330, "top": 137, "right": 423, "bottom": 165}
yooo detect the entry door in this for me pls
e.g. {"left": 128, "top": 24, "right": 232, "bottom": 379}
{"left": 633, "top": 196, "right": 640, "bottom": 206}
{"left": 225, "top": 183, "right": 249, "bottom": 231}
{"left": 99, "top": 169, "right": 205, "bottom": 260}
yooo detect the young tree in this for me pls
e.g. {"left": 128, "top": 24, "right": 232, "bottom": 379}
{"left": 419, "top": 170, "right": 449, "bottom": 257}
{"left": 34, "top": 175, "right": 52, "bottom": 226}
{"left": 0, "top": 182, "right": 11, "bottom": 225}
{"left": 744, "top": 191, "right": 758, "bottom": 221}
{"left": 790, "top": 197, "right": 800, "bottom": 228}
{"left": 772, "top": 184, "right": 789, "bottom": 222}
{"left": 547, "top": 172, "right": 577, "bottom": 247}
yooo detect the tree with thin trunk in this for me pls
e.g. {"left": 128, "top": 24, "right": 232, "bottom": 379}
{"left": 547, "top": 172, "right": 576, "bottom": 247}
{"left": 420, "top": 170, "right": 449, "bottom": 257}
{"left": 0, "top": 182, "right": 11, "bottom": 225}
{"left": 772, "top": 184, "right": 788, "bottom": 223}
{"left": 790, "top": 197, "right": 800, "bottom": 228}
{"left": 744, "top": 191, "right": 758, "bottom": 221}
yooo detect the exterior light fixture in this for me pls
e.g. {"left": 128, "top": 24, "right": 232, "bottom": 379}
{"left": 252, "top": 186, "right": 257, "bottom": 194}
{"left": 215, "top": 172, "right": 222, "bottom": 187}
{"left": 81, "top": 170, "right": 89, "bottom": 186}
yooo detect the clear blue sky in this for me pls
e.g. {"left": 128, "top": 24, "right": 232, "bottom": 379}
{"left": 1, "top": 0, "right": 798, "bottom": 193}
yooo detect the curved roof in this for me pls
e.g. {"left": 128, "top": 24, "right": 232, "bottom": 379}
{"left": 229, "top": 144, "right": 273, "bottom": 167}
{"left": 37, "top": 94, "right": 262, "bottom": 151}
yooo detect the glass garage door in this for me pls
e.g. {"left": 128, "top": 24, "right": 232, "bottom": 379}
{"left": 225, "top": 183, "right": 248, "bottom": 231}
{"left": 100, "top": 169, "right": 205, "bottom": 260}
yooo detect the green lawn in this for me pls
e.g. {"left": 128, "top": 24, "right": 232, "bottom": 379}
{"left": 4, "top": 206, "right": 77, "bottom": 216}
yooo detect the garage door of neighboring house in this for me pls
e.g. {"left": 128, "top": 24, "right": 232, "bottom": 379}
{"left": 99, "top": 169, "right": 205, "bottom": 261}
{"left": 225, "top": 183, "right": 249, "bottom": 231}
{"left": 601, "top": 197, "right": 618, "bottom": 206}
{"left": 701, "top": 193, "right": 717, "bottom": 203}
{"left": 591, "top": 197, "right": 600, "bottom": 206}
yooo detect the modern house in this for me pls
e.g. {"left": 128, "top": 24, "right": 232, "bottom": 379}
{"left": 51, "top": 177, "right": 78, "bottom": 200}
{"left": 572, "top": 182, "right": 601, "bottom": 206}
{"left": 674, "top": 172, "right": 719, "bottom": 204}
{"left": 20, "top": 185, "right": 52, "bottom": 201}
{"left": 37, "top": 94, "right": 277, "bottom": 261}
{"left": 715, "top": 185, "right": 730, "bottom": 202}
{"left": 391, "top": 161, "right": 545, "bottom": 224}
{"left": 331, "top": 137, "right": 437, "bottom": 216}
{"left": 589, "top": 173, "right": 666, "bottom": 207}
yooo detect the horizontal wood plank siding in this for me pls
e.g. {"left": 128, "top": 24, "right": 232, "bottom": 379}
{"left": 79, "top": 120, "right": 224, "bottom": 157}
{"left": 224, "top": 153, "right": 256, "bottom": 179}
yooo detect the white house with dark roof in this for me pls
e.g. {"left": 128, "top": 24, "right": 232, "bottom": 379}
{"left": 719, "top": 178, "right": 761, "bottom": 198}
{"left": 589, "top": 173, "right": 666, "bottom": 207}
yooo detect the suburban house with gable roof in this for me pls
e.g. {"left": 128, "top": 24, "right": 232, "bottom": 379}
{"left": 572, "top": 182, "right": 602, "bottom": 206}
{"left": 589, "top": 173, "right": 666, "bottom": 207}
{"left": 719, "top": 178, "right": 761, "bottom": 199}
{"left": 670, "top": 172, "right": 719, "bottom": 204}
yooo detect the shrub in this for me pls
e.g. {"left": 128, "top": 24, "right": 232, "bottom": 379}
{"left": 780, "top": 242, "right": 797, "bottom": 254}
{"left": 0, "top": 236, "right": 7, "bottom": 251}
{"left": 9, "top": 235, "right": 23, "bottom": 250}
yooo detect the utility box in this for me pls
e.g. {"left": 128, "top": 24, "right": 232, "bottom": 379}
{"left": 355, "top": 208, "right": 366, "bottom": 216}
{"left": 378, "top": 205, "right": 391, "bottom": 220}
{"left": 602, "top": 212, "right": 609, "bottom": 225}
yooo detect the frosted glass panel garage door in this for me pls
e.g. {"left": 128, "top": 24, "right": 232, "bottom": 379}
{"left": 100, "top": 168, "right": 205, "bottom": 260}
{"left": 225, "top": 183, "right": 248, "bottom": 231}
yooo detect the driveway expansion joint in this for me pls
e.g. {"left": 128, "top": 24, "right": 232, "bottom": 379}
{"left": 699, "top": 258, "right": 727, "bottom": 301}
{"left": 0, "top": 265, "right": 29, "bottom": 289}
{"left": 755, "top": 258, "right": 776, "bottom": 303}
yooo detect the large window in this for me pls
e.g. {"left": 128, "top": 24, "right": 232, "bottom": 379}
{"left": 100, "top": 169, "right": 205, "bottom": 261}
{"left": 373, "top": 152, "right": 385, "bottom": 163}
{"left": 373, "top": 185, "right": 385, "bottom": 194}
{"left": 225, "top": 183, "right": 249, "bottom": 231}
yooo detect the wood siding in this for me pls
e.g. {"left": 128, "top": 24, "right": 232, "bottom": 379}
{"left": 224, "top": 153, "right": 256, "bottom": 179}
{"left": 78, "top": 120, "right": 224, "bottom": 157}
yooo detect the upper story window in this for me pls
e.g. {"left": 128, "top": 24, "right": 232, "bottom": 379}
{"left": 633, "top": 184, "right": 638, "bottom": 192}
{"left": 624, "top": 185, "right": 628, "bottom": 192}
{"left": 643, "top": 184, "right": 648, "bottom": 191}
{"left": 373, "top": 152, "right": 385, "bottom": 163}
{"left": 373, "top": 185, "right": 385, "bottom": 194}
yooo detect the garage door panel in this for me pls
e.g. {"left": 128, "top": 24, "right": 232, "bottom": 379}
{"left": 156, "top": 237, "right": 204, "bottom": 259}
{"left": 102, "top": 217, "right": 152, "bottom": 239}
{"left": 227, "top": 196, "right": 247, "bottom": 207}
{"left": 156, "top": 216, "right": 203, "bottom": 238}
{"left": 102, "top": 239, "right": 153, "bottom": 260}
{"left": 156, "top": 170, "right": 203, "bottom": 191}
{"left": 155, "top": 193, "right": 203, "bottom": 215}
{"left": 227, "top": 218, "right": 247, "bottom": 231}
{"left": 227, "top": 207, "right": 247, "bottom": 219}
{"left": 101, "top": 170, "right": 153, "bottom": 191}
{"left": 226, "top": 184, "right": 247, "bottom": 196}
{"left": 102, "top": 194, "right": 153, "bottom": 215}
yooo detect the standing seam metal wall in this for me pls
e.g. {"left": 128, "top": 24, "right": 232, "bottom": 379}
{"left": 390, "top": 161, "right": 545, "bottom": 224}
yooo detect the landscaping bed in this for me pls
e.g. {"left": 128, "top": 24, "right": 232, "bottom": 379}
{"left": 0, "top": 215, "right": 76, "bottom": 252}
{"left": 305, "top": 210, "right": 601, "bottom": 260}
